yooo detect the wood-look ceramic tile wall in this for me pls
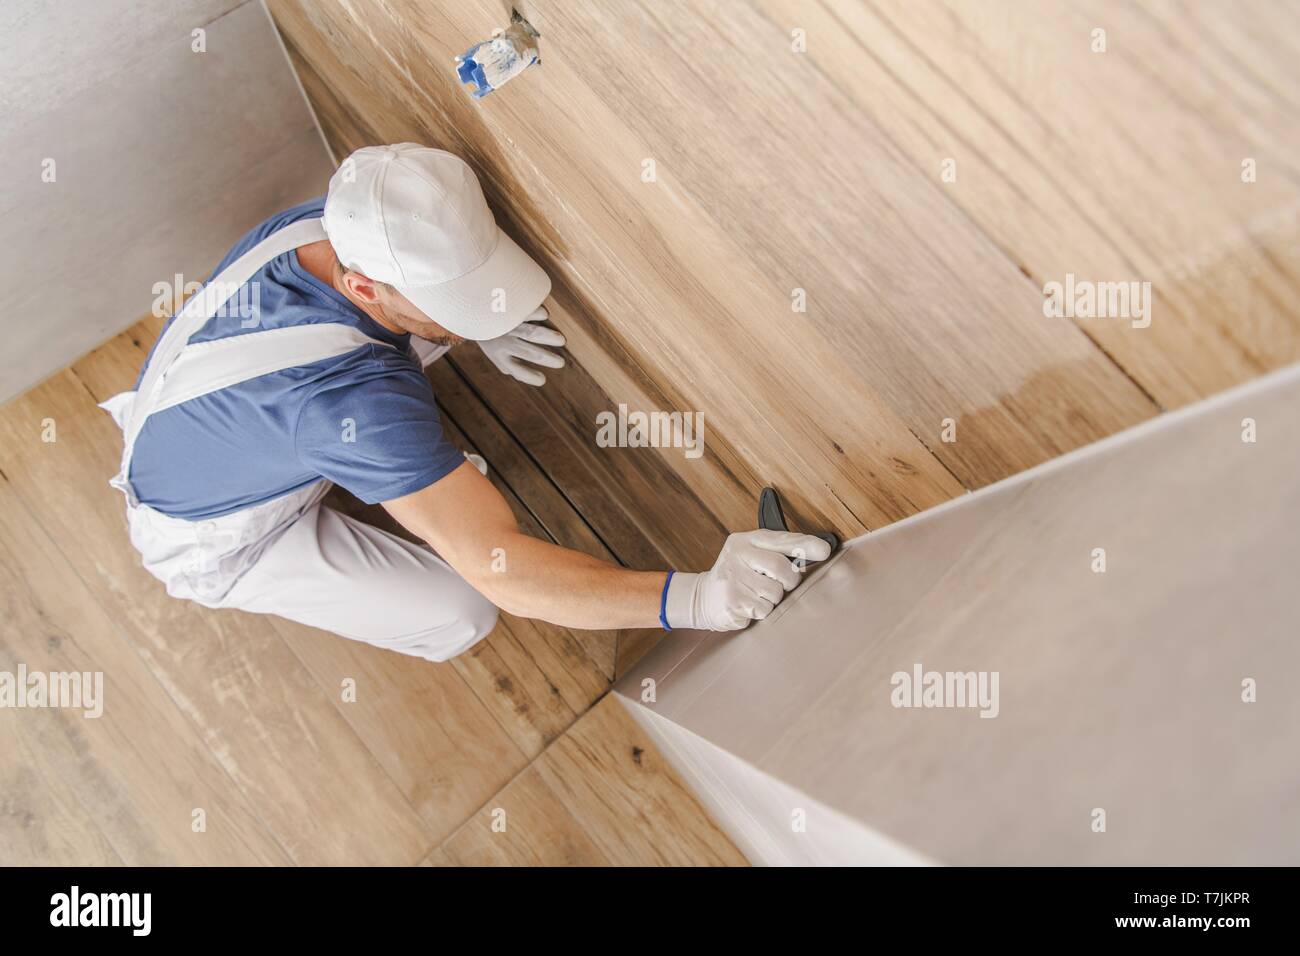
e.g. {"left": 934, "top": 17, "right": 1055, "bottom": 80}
{"left": 267, "top": 0, "right": 1299, "bottom": 557}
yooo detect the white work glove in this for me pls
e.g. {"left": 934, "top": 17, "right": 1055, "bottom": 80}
{"left": 477, "top": 306, "right": 566, "bottom": 386}
{"left": 664, "top": 530, "right": 832, "bottom": 631}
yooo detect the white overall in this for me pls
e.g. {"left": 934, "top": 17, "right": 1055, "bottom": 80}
{"left": 102, "top": 217, "right": 497, "bottom": 662}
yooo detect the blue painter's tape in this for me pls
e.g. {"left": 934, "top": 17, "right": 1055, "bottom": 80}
{"left": 457, "top": 44, "right": 493, "bottom": 99}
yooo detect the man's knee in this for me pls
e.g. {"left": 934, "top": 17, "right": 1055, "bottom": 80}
{"left": 400, "top": 587, "right": 499, "bottom": 663}
{"left": 463, "top": 592, "right": 500, "bottom": 643}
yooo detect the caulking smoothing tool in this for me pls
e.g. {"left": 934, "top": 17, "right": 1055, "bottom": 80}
{"left": 758, "top": 487, "right": 839, "bottom": 556}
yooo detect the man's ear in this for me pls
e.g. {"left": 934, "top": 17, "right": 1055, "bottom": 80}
{"left": 340, "top": 269, "right": 384, "bottom": 304}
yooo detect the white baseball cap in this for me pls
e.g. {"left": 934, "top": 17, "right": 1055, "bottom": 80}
{"left": 322, "top": 143, "right": 550, "bottom": 340}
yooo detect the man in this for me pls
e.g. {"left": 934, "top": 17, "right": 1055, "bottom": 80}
{"left": 104, "top": 144, "right": 829, "bottom": 662}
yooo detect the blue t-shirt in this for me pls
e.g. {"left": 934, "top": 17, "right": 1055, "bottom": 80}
{"left": 129, "top": 197, "right": 466, "bottom": 520}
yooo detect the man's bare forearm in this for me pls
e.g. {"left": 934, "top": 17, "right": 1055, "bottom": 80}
{"left": 385, "top": 463, "right": 828, "bottom": 635}
{"left": 459, "top": 530, "right": 666, "bottom": 630}
{"left": 385, "top": 463, "right": 671, "bottom": 631}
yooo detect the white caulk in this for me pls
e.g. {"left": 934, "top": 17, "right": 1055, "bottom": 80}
{"left": 455, "top": 13, "right": 540, "bottom": 99}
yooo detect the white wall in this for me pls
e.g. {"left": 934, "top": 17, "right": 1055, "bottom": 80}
{"left": 618, "top": 364, "right": 1300, "bottom": 865}
{"left": 0, "top": 0, "right": 334, "bottom": 402}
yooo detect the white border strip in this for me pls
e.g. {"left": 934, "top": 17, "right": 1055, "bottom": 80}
{"left": 840, "top": 360, "right": 1300, "bottom": 550}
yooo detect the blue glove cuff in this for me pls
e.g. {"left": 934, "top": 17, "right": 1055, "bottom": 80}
{"left": 659, "top": 570, "right": 675, "bottom": 630}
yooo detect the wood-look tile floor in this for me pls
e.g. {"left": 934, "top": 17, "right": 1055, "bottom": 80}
{"left": 0, "top": 315, "right": 743, "bottom": 866}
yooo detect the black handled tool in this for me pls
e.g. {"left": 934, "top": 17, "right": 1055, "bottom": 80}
{"left": 758, "top": 486, "right": 839, "bottom": 555}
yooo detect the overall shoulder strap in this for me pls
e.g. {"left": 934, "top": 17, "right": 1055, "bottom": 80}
{"left": 121, "top": 217, "right": 398, "bottom": 457}
{"left": 124, "top": 218, "right": 325, "bottom": 449}
{"left": 151, "top": 323, "right": 390, "bottom": 416}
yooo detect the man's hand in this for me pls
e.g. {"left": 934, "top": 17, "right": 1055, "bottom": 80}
{"left": 664, "top": 530, "right": 832, "bottom": 631}
{"left": 478, "top": 306, "right": 566, "bottom": 386}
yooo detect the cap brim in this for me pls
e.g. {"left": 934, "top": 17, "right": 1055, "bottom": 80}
{"left": 396, "top": 229, "right": 551, "bottom": 341}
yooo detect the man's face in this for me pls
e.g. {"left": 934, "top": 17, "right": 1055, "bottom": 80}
{"left": 375, "top": 284, "right": 467, "bottom": 347}
{"left": 335, "top": 263, "right": 468, "bottom": 346}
